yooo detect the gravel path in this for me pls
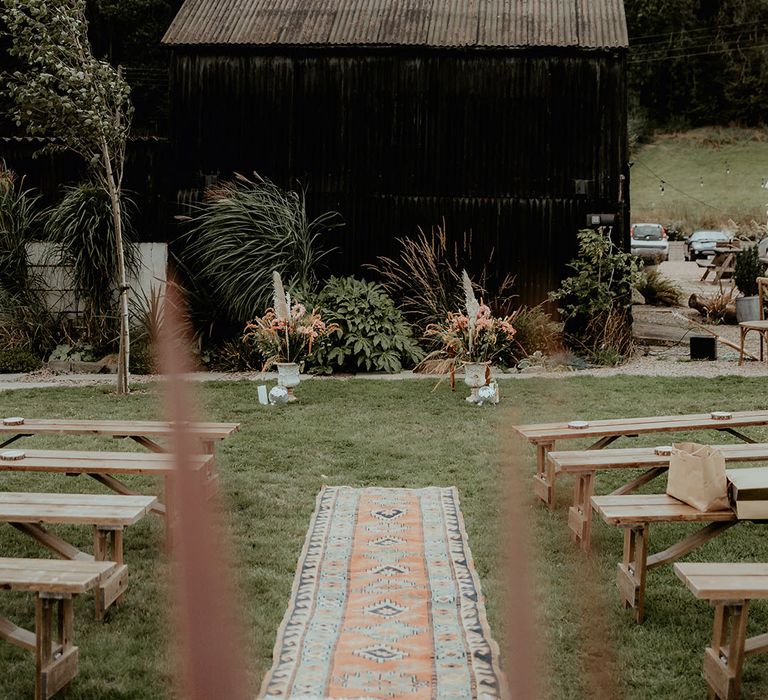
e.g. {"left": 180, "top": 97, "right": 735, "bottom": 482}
{"left": 2, "top": 248, "right": 765, "bottom": 391}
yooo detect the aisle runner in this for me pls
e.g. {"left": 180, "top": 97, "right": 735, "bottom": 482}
{"left": 259, "top": 486, "right": 505, "bottom": 699}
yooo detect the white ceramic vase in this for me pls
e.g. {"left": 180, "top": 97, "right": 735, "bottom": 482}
{"left": 276, "top": 362, "right": 301, "bottom": 402}
{"left": 463, "top": 361, "right": 490, "bottom": 403}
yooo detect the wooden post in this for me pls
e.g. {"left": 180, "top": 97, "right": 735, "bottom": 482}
{"left": 93, "top": 527, "right": 128, "bottom": 620}
{"left": 35, "top": 594, "right": 78, "bottom": 700}
{"left": 533, "top": 441, "right": 555, "bottom": 507}
{"left": 617, "top": 525, "right": 649, "bottom": 623}
{"left": 703, "top": 601, "right": 750, "bottom": 700}
{"left": 568, "top": 471, "right": 595, "bottom": 551}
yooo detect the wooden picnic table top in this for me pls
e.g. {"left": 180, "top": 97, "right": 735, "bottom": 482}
{"left": 513, "top": 410, "right": 768, "bottom": 443}
{"left": 591, "top": 494, "right": 736, "bottom": 525}
{"left": 675, "top": 563, "right": 768, "bottom": 600}
{"left": 0, "top": 418, "right": 240, "bottom": 441}
{"left": 0, "top": 557, "right": 117, "bottom": 594}
{"left": 0, "top": 449, "right": 212, "bottom": 474}
{"left": 0, "top": 492, "right": 156, "bottom": 526}
{"left": 550, "top": 442, "right": 768, "bottom": 472}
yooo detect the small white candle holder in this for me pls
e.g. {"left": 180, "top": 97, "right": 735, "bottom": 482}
{"left": 568, "top": 420, "right": 590, "bottom": 429}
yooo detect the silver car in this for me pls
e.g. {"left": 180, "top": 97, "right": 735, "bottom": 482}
{"left": 631, "top": 223, "right": 669, "bottom": 261}
{"left": 684, "top": 230, "right": 733, "bottom": 261}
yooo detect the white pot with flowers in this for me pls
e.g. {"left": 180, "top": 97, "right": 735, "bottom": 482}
{"left": 243, "top": 272, "right": 337, "bottom": 402}
{"left": 426, "top": 271, "right": 518, "bottom": 404}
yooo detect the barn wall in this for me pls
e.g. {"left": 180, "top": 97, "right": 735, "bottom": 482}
{"left": 170, "top": 47, "right": 628, "bottom": 305}
{"left": 0, "top": 138, "right": 171, "bottom": 243}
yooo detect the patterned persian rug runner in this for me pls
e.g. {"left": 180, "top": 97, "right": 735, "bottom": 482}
{"left": 259, "top": 486, "right": 505, "bottom": 699}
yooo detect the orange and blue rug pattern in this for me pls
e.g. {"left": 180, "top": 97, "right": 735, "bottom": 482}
{"left": 259, "top": 486, "right": 505, "bottom": 699}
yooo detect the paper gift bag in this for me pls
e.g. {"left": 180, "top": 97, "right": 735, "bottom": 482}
{"left": 667, "top": 442, "right": 730, "bottom": 512}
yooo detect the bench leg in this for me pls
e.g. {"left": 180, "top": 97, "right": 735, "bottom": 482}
{"left": 704, "top": 601, "right": 750, "bottom": 700}
{"left": 568, "top": 471, "right": 595, "bottom": 551}
{"left": 739, "top": 327, "right": 747, "bottom": 367}
{"left": 532, "top": 442, "right": 555, "bottom": 508}
{"left": 617, "top": 525, "right": 649, "bottom": 623}
{"left": 93, "top": 527, "right": 128, "bottom": 620}
{"left": 35, "top": 594, "right": 78, "bottom": 700}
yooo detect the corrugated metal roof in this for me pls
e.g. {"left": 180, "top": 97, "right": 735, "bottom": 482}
{"left": 162, "top": 0, "right": 628, "bottom": 49}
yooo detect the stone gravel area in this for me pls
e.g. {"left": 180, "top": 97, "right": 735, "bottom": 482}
{"left": 3, "top": 244, "right": 766, "bottom": 391}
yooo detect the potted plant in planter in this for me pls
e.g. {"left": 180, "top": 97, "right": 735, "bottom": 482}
{"left": 243, "top": 272, "right": 337, "bottom": 401}
{"left": 734, "top": 246, "right": 766, "bottom": 322}
{"left": 426, "top": 271, "right": 518, "bottom": 403}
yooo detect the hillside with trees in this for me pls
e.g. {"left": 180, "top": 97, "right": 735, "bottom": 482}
{"left": 627, "top": 0, "right": 768, "bottom": 129}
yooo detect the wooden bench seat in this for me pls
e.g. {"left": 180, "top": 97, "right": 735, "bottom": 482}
{"left": 0, "top": 418, "right": 240, "bottom": 450}
{"left": 0, "top": 558, "right": 117, "bottom": 699}
{"left": 0, "top": 418, "right": 239, "bottom": 500}
{"left": 0, "top": 492, "right": 156, "bottom": 619}
{"left": 592, "top": 493, "right": 739, "bottom": 623}
{"left": 675, "top": 563, "right": 768, "bottom": 699}
{"left": 550, "top": 443, "right": 768, "bottom": 550}
{"left": 0, "top": 449, "right": 212, "bottom": 524}
{"left": 512, "top": 410, "right": 768, "bottom": 508}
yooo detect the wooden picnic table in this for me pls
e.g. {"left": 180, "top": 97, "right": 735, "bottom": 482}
{"left": 698, "top": 246, "right": 739, "bottom": 284}
{"left": 0, "top": 557, "right": 118, "bottom": 700}
{"left": 592, "top": 493, "right": 741, "bottom": 623}
{"left": 0, "top": 418, "right": 240, "bottom": 454}
{"left": 512, "top": 410, "right": 768, "bottom": 507}
{"left": 0, "top": 492, "right": 156, "bottom": 619}
{"left": 675, "top": 562, "right": 768, "bottom": 699}
{"left": 549, "top": 442, "right": 768, "bottom": 550}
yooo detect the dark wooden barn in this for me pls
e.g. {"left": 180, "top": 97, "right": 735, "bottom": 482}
{"left": 163, "top": 0, "right": 629, "bottom": 305}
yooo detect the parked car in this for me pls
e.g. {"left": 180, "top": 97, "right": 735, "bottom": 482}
{"left": 630, "top": 223, "right": 668, "bottom": 261}
{"left": 683, "top": 230, "right": 733, "bottom": 261}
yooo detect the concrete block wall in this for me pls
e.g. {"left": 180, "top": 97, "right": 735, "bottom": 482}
{"left": 26, "top": 242, "right": 167, "bottom": 315}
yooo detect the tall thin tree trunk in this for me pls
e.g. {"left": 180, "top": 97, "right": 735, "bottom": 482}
{"left": 101, "top": 137, "right": 130, "bottom": 394}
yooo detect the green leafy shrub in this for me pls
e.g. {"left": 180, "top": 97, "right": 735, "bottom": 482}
{"left": 202, "top": 339, "right": 261, "bottom": 372}
{"left": 0, "top": 347, "right": 42, "bottom": 373}
{"left": 128, "top": 341, "right": 156, "bottom": 375}
{"left": 635, "top": 269, "right": 682, "bottom": 306}
{"left": 309, "top": 276, "right": 424, "bottom": 373}
{"left": 550, "top": 228, "right": 641, "bottom": 363}
{"left": 734, "top": 246, "right": 764, "bottom": 297}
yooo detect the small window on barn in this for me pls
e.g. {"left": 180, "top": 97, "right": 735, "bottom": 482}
{"left": 574, "top": 179, "right": 593, "bottom": 196}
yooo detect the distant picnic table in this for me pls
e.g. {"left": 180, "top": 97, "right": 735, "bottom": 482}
{"left": 699, "top": 245, "right": 739, "bottom": 284}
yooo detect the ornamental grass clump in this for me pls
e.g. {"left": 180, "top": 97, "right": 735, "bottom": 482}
{"left": 425, "top": 271, "right": 518, "bottom": 366}
{"left": 180, "top": 173, "right": 342, "bottom": 322}
{"left": 243, "top": 272, "right": 337, "bottom": 370}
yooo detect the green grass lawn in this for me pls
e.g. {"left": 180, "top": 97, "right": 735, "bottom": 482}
{"left": 631, "top": 127, "right": 768, "bottom": 232}
{"left": 1, "top": 376, "right": 768, "bottom": 698}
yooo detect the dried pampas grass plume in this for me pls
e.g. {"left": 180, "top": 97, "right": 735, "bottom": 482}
{"left": 273, "top": 271, "right": 290, "bottom": 321}
{"left": 462, "top": 269, "right": 479, "bottom": 322}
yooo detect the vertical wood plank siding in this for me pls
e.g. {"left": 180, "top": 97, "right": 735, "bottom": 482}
{"left": 170, "top": 48, "right": 627, "bottom": 304}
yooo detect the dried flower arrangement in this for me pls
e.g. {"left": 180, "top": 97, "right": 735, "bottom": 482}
{"left": 243, "top": 272, "right": 337, "bottom": 369}
{"left": 425, "top": 271, "right": 518, "bottom": 365}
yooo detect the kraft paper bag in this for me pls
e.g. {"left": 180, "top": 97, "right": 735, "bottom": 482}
{"left": 666, "top": 442, "right": 730, "bottom": 512}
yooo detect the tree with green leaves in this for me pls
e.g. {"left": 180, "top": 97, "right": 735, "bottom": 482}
{"left": 2, "top": 0, "right": 134, "bottom": 393}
